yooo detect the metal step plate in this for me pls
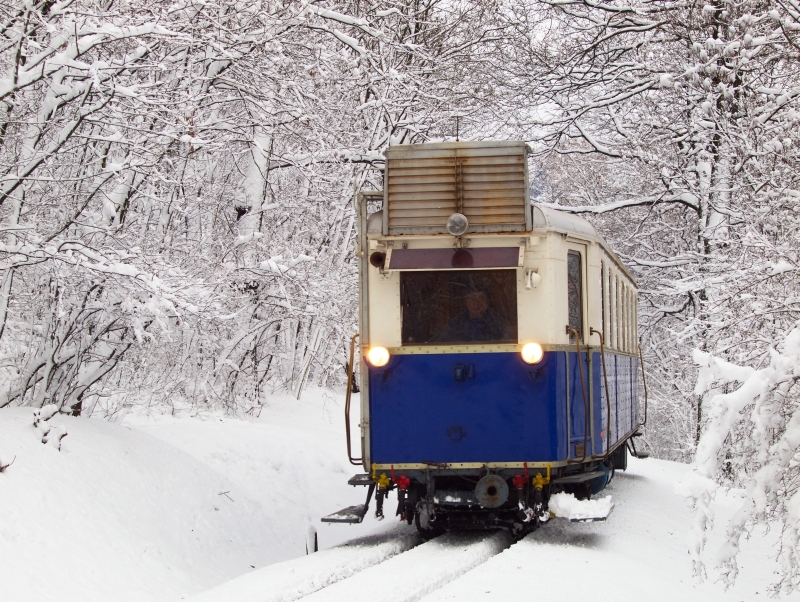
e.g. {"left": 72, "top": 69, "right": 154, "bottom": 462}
{"left": 551, "top": 469, "right": 606, "bottom": 484}
{"left": 348, "top": 473, "right": 374, "bottom": 486}
{"left": 321, "top": 504, "right": 369, "bottom": 524}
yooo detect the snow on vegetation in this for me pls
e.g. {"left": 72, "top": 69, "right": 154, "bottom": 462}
{"left": 0, "top": 0, "right": 797, "bottom": 485}
{"left": 0, "top": 0, "right": 512, "bottom": 423}
{"left": 684, "top": 326, "right": 800, "bottom": 594}
{"left": 1, "top": 0, "right": 799, "bottom": 598}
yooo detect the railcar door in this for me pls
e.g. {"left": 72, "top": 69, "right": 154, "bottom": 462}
{"left": 566, "top": 243, "right": 595, "bottom": 459}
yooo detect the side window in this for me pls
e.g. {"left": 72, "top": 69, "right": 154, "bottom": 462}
{"left": 625, "top": 285, "right": 630, "bottom": 352}
{"left": 567, "top": 251, "right": 583, "bottom": 341}
{"left": 627, "top": 288, "right": 632, "bottom": 352}
{"left": 615, "top": 276, "right": 621, "bottom": 350}
{"left": 619, "top": 281, "right": 628, "bottom": 351}
{"left": 629, "top": 289, "right": 635, "bottom": 351}
{"left": 630, "top": 289, "right": 635, "bottom": 351}
{"left": 600, "top": 261, "right": 606, "bottom": 341}
{"left": 608, "top": 269, "right": 615, "bottom": 348}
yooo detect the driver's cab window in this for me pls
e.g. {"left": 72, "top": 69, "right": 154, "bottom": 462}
{"left": 400, "top": 270, "right": 518, "bottom": 345}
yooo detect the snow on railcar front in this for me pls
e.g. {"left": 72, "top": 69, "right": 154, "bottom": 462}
{"left": 322, "top": 141, "right": 647, "bottom": 535}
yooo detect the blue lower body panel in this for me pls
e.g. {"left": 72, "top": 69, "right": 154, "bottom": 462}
{"left": 369, "top": 350, "right": 640, "bottom": 465}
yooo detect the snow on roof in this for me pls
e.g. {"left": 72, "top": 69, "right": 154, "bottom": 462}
{"left": 532, "top": 204, "right": 600, "bottom": 239}
{"left": 533, "top": 204, "right": 636, "bottom": 286}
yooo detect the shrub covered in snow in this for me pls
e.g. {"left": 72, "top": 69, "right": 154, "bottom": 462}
{"left": 686, "top": 326, "right": 800, "bottom": 593}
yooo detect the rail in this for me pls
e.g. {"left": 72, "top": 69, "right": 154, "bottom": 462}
{"left": 345, "top": 332, "right": 362, "bottom": 466}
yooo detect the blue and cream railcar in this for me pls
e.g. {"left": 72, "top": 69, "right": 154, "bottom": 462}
{"left": 325, "top": 141, "right": 646, "bottom": 534}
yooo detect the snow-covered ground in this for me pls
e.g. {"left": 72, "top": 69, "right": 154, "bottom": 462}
{"left": 0, "top": 389, "right": 793, "bottom": 601}
{"left": 0, "top": 389, "right": 390, "bottom": 602}
{"left": 422, "top": 460, "right": 783, "bottom": 602}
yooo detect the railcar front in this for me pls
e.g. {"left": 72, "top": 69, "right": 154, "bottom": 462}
{"left": 322, "top": 141, "right": 646, "bottom": 534}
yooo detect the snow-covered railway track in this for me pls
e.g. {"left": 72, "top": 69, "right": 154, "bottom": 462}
{"left": 300, "top": 530, "right": 513, "bottom": 602}
{"left": 189, "top": 529, "right": 514, "bottom": 602}
{"left": 188, "top": 530, "right": 421, "bottom": 602}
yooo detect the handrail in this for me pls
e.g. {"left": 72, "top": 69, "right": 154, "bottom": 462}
{"left": 590, "top": 327, "right": 612, "bottom": 458}
{"left": 345, "top": 333, "right": 362, "bottom": 466}
{"left": 637, "top": 343, "right": 649, "bottom": 427}
{"left": 567, "top": 326, "right": 589, "bottom": 463}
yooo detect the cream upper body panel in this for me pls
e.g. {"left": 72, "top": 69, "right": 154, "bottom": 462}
{"left": 363, "top": 205, "right": 636, "bottom": 352}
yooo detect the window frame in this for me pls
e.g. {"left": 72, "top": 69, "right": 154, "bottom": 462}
{"left": 399, "top": 268, "right": 519, "bottom": 346}
{"left": 566, "top": 246, "right": 587, "bottom": 344}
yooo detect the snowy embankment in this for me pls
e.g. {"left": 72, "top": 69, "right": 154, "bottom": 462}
{"left": 0, "top": 406, "right": 276, "bottom": 602}
{"left": 0, "top": 388, "right": 795, "bottom": 601}
{"left": 0, "top": 389, "right": 390, "bottom": 602}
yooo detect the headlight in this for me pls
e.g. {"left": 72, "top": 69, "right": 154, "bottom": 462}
{"left": 521, "top": 342, "right": 544, "bottom": 365}
{"left": 367, "top": 346, "right": 390, "bottom": 367}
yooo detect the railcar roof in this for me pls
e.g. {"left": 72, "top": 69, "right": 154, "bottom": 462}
{"left": 532, "top": 204, "right": 599, "bottom": 239}
{"left": 533, "top": 204, "right": 636, "bottom": 286}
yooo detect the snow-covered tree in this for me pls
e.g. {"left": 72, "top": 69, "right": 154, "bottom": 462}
{"left": 489, "top": 0, "right": 799, "bottom": 587}
{"left": 494, "top": 0, "right": 799, "bottom": 464}
{"left": 0, "top": 0, "right": 505, "bottom": 414}
{"left": 689, "top": 328, "right": 800, "bottom": 593}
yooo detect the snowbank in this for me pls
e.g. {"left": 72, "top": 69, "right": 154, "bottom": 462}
{"left": 125, "top": 389, "right": 389, "bottom": 557}
{"left": 0, "top": 388, "right": 388, "bottom": 602}
{"left": 0, "top": 408, "right": 275, "bottom": 602}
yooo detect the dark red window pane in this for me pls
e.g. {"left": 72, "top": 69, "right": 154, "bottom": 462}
{"left": 388, "top": 247, "right": 520, "bottom": 270}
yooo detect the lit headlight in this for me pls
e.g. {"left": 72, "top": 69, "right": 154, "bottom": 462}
{"left": 521, "top": 342, "right": 544, "bottom": 365}
{"left": 367, "top": 346, "right": 391, "bottom": 367}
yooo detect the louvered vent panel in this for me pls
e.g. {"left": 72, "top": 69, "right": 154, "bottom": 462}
{"left": 384, "top": 142, "right": 529, "bottom": 234}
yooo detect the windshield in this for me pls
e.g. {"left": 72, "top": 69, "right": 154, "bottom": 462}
{"left": 400, "top": 270, "right": 518, "bottom": 345}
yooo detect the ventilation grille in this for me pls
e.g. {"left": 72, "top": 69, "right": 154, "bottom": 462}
{"left": 384, "top": 142, "right": 529, "bottom": 235}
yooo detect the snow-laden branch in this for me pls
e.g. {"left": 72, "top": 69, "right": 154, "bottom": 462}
{"left": 681, "top": 329, "right": 800, "bottom": 592}
{"left": 538, "top": 190, "right": 698, "bottom": 214}
{"left": 0, "top": 22, "right": 180, "bottom": 101}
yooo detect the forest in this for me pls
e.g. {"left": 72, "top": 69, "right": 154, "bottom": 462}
{"left": 1, "top": 0, "right": 799, "bottom": 591}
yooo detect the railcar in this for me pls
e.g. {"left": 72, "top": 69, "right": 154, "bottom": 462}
{"left": 323, "top": 141, "right": 648, "bottom": 535}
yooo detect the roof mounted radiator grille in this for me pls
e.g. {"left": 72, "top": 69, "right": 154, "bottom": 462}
{"left": 383, "top": 141, "right": 531, "bottom": 235}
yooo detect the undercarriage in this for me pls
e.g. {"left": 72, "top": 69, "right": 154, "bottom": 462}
{"left": 322, "top": 439, "right": 642, "bottom": 534}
